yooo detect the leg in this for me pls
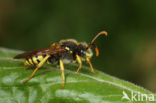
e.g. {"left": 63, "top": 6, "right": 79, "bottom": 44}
{"left": 76, "top": 55, "right": 82, "bottom": 74}
{"left": 23, "top": 55, "right": 50, "bottom": 83}
{"left": 86, "top": 58, "right": 96, "bottom": 73}
{"left": 59, "top": 59, "right": 65, "bottom": 88}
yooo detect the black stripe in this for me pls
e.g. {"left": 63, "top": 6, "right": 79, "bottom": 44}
{"left": 31, "top": 57, "right": 35, "bottom": 65}
{"left": 36, "top": 56, "right": 40, "bottom": 63}
{"left": 43, "top": 54, "right": 46, "bottom": 58}
{"left": 26, "top": 58, "right": 31, "bottom": 65}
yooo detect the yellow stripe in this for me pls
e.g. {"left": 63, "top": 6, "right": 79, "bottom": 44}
{"left": 28, "top": 58, "right": 34, "bottom": 65}
{"left": 32, "top": 57, "right": 38, "bottom": 64}
{"left": 26, "top": 60, "right": 29, "bottom": 65}
{"left": 24, "top": 60, "right": 30, "bottom": 66}
{"left": 38, "top": 55, "right": 44, "bottom": 61}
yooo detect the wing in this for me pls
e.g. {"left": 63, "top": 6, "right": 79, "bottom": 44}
{"left": 14, "top": 44, "right": 66, "bottom": 59}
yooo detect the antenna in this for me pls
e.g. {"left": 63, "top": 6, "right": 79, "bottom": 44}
{"left": 87, "top": 31, "right": 108, "bottom": 56}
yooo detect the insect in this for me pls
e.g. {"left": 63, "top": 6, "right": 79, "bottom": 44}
{"left": 14, "top": 31, "right": 108, "bottom": 88}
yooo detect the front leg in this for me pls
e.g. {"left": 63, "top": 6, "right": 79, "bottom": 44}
{"left": 76, "top": 54, "right": 82, "bottom": 74}
{"left": 86, "top": 57, "right": 96, "bottom": 73}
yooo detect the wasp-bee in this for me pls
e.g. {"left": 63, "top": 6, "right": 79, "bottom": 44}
{"left": 14, "top": 31, "right": 108, "bottom": 88}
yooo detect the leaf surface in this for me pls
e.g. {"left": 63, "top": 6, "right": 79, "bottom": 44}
{"left": 0, "top": 47, "right": 155, "bottom": 103}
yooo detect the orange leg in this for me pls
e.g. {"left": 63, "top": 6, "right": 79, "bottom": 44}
{"left": 23, "top": 55, "right": 50, "bottom": 83}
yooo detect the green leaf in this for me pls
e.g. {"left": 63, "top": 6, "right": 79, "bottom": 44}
{"left": 0, "top": 47, "right": 155, "bottom": 103}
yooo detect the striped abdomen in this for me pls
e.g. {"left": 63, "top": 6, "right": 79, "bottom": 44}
{"left": 24, "top": 55, "right": 45, "bottom": 66}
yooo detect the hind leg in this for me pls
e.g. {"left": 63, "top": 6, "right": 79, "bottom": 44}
{"left": 23, "top": 55, "right": 50, "bottom": 83}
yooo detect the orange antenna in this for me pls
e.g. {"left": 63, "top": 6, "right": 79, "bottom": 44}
{"left": 87, "top": 31, "right": 108, "bottom": 56}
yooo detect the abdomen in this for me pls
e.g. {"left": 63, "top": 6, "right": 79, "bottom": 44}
{"left": 24, "top": 55, "right": 45, "bottom": 66}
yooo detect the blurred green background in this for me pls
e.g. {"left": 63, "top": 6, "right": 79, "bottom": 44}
{"left": 0, "top": 0, "right": 156, "bottom": 92}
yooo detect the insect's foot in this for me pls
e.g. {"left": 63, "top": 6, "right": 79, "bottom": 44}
{"left": 23, "top": 80, "right": 26, "bottom": 83}
{"left": 95, "top": 70, "right": 99, "bottom": 73}
{"left": 76, "top": 72, "right": 80, "bottom": 75}
{"left": 23, "top": 79, "right": 28, "bottom": 83}
{"left": 62, "top": 84, "right": 64, "bottom": 89}
{"left": 92, "top": 70, "right": 96, "bottom": 74}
